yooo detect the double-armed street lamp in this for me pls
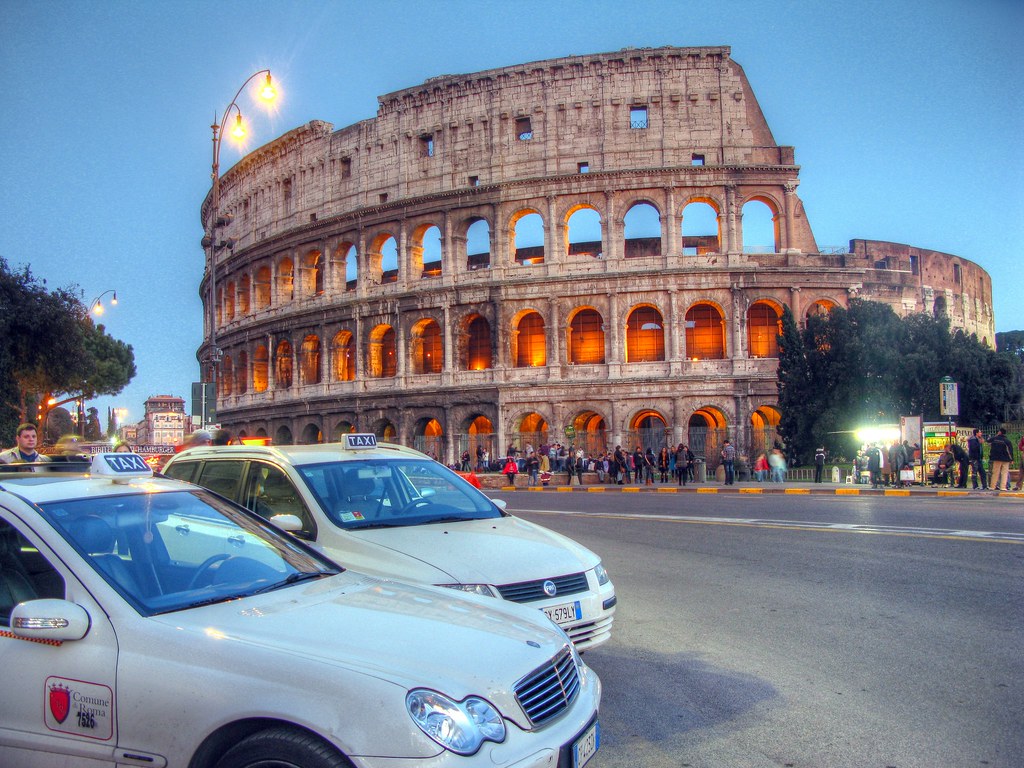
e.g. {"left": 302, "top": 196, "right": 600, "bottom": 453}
{"left": 201, "top": 70, "right": 277, "bottom": 425}
{"left": 89, "top": 289, "right": 118, "bottom": 317}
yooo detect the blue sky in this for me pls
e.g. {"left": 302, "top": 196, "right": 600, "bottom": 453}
{"left": 2, "top": 0, "right": 1021, "bottom": 426}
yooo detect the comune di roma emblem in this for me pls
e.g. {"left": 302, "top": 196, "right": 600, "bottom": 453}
{"left": 49, "top": 682, "right": 71, "bottom": 724}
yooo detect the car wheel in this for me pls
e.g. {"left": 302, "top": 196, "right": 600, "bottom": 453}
{"left": 215, "top": 726, "right": 353, "bottom": 768}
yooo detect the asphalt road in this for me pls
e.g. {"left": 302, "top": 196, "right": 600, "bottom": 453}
{"left": 495, "top": 491, "right": 1024, "bottom": 768}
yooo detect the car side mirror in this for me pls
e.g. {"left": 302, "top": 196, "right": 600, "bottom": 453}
{"left": 11, "top": 599, "right": 91, "bottom": 642}
{"left": 490, "top": 498, "right": 508, "bottom": 512}
{"left": 269, "top": 514, "right": 303, "bottom": 532}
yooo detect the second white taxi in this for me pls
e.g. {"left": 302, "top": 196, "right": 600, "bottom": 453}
{"left": 162, "top": 436, "right": 616, "bottom": 650}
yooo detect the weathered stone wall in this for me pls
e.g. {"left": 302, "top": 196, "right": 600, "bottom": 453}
{"left": 199, "top": 47, "right": 995, "bottom": 462}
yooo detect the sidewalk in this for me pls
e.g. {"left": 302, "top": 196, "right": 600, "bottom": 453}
{"left": 485, "top": 475, "right": 1024, "bottom": 498}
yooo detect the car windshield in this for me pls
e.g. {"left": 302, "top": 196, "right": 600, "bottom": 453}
{"left": 295, "top": 458, "right": 502, "bottom": 530}
{"left": 38, "top": 489, "right": 339, "bottom": 616}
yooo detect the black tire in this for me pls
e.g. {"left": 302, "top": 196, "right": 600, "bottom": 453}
{"left": 215, "top": 727, "right": 352, "bottom": 768}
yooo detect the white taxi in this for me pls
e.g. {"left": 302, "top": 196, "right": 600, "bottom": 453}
{"left": 0, "top": 453, "right": 601, "bottom": 768}
{"left": 162, "top": 436, "right": 616, "bottom": 650}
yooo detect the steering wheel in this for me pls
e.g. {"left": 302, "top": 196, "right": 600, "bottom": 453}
{"left": 187, "top": 553, "right": 231, "bottom": 589}
{"left": 397, "top": 498, "right": 432, "bottom": 516}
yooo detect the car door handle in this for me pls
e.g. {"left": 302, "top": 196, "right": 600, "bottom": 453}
{"left": 228, "top": 535, "right": 245, "bottom": 548}
{"left": 175, "top": 525, "right": 190, "bottom": 536}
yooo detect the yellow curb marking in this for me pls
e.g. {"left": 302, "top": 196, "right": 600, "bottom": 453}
{"left": 697, "top": 487, "right": 718, "bottom": 494}
{"left": 884, "top": 489, "right": 911, "bottom": 497}
{"left": 784, "top": 488, "right": 810, "bottom": 494}
{"left": 836, "top": 488, "right": 860, "bottom": 495}
{"left": 656, "top": 487, "right": 678, "bottom": 493}
{"left": 739, "top": 488, "right": 763, "bottom": 494}
{"left": 586, "top": 486, "right": 606, "bottom": 492}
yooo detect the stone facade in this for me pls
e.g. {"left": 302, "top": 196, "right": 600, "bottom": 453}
{"left": 199, "top": 46, "right": 994, "bottom": 464}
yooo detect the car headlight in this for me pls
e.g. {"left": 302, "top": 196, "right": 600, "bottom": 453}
{"left": 407, "top": 689, "right": 506, "bottom": 755}
{"left": 593, "top": 562, "right": 610, "bottom": 586}
{"left": 440, "top": 583, "right": 498, "bottom": 598}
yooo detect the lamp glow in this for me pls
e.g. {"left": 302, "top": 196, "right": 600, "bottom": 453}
{"left": 231, "top": 114, "right": 246, "bottom": 139}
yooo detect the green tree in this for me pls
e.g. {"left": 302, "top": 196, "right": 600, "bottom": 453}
{"left": 0, "top": 257, "right": 136, "bottom": 442}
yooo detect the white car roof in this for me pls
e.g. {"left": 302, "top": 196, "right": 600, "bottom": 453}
{"left": 166, "top": 438, "right": 428, "bottom": 467}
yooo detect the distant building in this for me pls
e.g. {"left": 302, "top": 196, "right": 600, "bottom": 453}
{"left": 199, "top": 46, "right": 995, "bottom": 465}
{"left": 134, "top": 395, "right": 187, "bottom": 446}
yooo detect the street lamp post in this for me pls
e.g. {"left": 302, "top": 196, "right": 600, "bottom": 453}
{"left": 202, "top": 71, "right": 276, "bottom": 426}
{"left": 89, "top": 289, "right": 118, "bottom": 316}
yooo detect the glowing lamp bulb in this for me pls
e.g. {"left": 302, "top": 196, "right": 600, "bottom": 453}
{"left": 260, "top": 74, "right": 276, "bottom": 101}
{"left": 231, "top": 114, "right": 246, "bottom": 139}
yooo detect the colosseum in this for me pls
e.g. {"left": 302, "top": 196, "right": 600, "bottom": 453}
{"left": 200, "top": 45, "right": 995, "bottom": 466}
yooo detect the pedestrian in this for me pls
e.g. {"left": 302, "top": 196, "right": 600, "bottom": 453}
{"left": 1015, "top": 434, "right": 1024, "bottom": 491}
{"left": 754, "top": 452, "right": 769, "bottom": 482}
{"left": 930, "top": 444, "right": 955, "bottom": 487}
{"left": 502, "top": 455, "right": 518, "bottom": 486}
{"left": 721, "top": 439, "right": 736, "bottom": 485}
{"left": 658, "top": 447, "right": 670, "bottom": 483}
{"left": 525, "top": 452, "right": 540, "bottom": 486}
{"left": 988, "top": 428, "right": 1014, "bottom": 492}
{"left": 813, "top": 446, "right": 826, "bottom": 483}
{"left": 212, "top": 428, "right": 233, "bottom": 446}
{"left": 0, "top": 423, "right": 52, "bottom": 464}
{"left": 951, "top": 440, "right": 969, "bottom": 488}
{"left": 768, "top": 447, "right": 787, "bottom": 483}
{"left": 867, "top": 443, "right": 884, "bottom": 489}
{"left": 182, "top": 429, "right": 213, "bottom": 451}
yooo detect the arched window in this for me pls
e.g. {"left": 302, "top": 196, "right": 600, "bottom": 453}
{"left": 626, "top": 306, "right": 665, "bottom": 362}
{"left": 567, "top": 207, "right": 602, "bottom": 258}
{"left": 221, "top": 355, "right": 233, "bottom": 397}
{"left": 278, "top": 258, "right": 295, "bottom": 302}
{"left": 302, "top": 251, "right": 323, "bottom": 296}
{"left": 623, "top": 202, "right": 661, "bottom": 258}
{"left": 332, "top": 331, "right": 355, "bottom": 381}
{"left": 741, "top": 198, "right": 778, "bottom": 253}
{"left": 464, "top": 315, "right": 492, "bottom": 370}
{"left": 255, "top": 266, "right": 272, "bottom": 309}
{"left": 466, "top": 218, "right": 491, "bottom": 271}
{"left": 380, "top": 236, "right": 399, "bottom": 284}
{"left": 338, "top": 243, "right": 358, "bottom": 292}
{"left": 412, "top": 319, "right": 443, "bottom": 374}
{"left": 369, "top": 325, "right": 397, "bottom": 378}
{"left": 253, "top": 345, "right": 269, "bottom": 392}
{"left": 748, "top": 302, "right": 782, "bottom": 358}
{"left": 236, "top": 351, "right": 248, "bottom": 395}
{"left": 681, "top": 200, "right": 720, "bottom": 254}
{"left": 514, "top": 312, "right": 546, "bottom": 367}
{"left": 569, "top": 308, "right": 605, "bottom": 364}
{"left": 275, "top": 340, "right": 293, "bottom": 388}
{"left": 512, "top": 211, "right": 544, "bottom": 265}
{"left": 237, "top": 275, "right": 251, "bottom": 315}
{"left": 414, "top": 225, "right": 442, "bottom": 278}
{"left": 299, "top": 335, "right": 321, "bottom": 385}
{"left": 224, "top": 281, "right": 235, "bottom": 322}
{"left": 685, "top": 303, "right": 726, "bottom": 360}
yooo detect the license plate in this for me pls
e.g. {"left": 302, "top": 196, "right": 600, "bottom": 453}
{"left": 544, "top": 600, "right": 582, "bottom": 624}
{"left": 573, "top": 720, "right": 600, "bottom": 767}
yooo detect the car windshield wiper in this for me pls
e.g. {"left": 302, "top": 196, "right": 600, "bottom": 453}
{"left": 253, "top": 570, "right": 334, "bottom": 594}
{"left": 348, "top": 520, "right": 410, "bottom": 530}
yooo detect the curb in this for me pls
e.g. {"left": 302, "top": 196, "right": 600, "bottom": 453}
{"left": 492, "top": 484, "right": 1024, "bottom": 498}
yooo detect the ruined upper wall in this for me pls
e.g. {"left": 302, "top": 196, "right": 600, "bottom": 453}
{"left": 210, "top": 46, "right": 799, "bottom": 236}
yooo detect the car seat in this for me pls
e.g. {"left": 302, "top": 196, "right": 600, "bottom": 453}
{"left": 67, "top": 516, "right": 142, "bottom": 597}
{"left": 0, "top": 524, "right": 38, "bottom": 621}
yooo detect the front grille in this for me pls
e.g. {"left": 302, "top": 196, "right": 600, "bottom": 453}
{"left": 496, "top": 572, "right": 589, "bottom": 603}
{"left": 514, "top": 645, "right": 581, "bottom": 726}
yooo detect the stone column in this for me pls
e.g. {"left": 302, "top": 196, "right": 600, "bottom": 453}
{"left": 664, "top": 186, "right": 679, "bottom": 262}
{"left": 783, "top": 180, "right": 798, "bottom": 252}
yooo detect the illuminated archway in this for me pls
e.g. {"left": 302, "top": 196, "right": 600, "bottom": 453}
{"left": 625, "top": 305, "right": 665, "bottom": 362}
{"left": 688, "top": 407, "right": 728, "bottom": 465}
{"left": 414, "top": 417, "right": 444, "bottom": 459}
{"left": 747, "top": 300, "right": 783, "bottom": 358}
{"left": 332, "top": 421, "right": 356, "bottom": 440}
{"left": 685, "top": 303, "right": 726, "bottom": 360}
{"left": 568, "top": 308, "right": 605, "bottom": 365}
{"left": 513, "top": 311, "right": 546, "bottom": 367}
{"left": 275, "top": 340, "right": 293, "bottom": 389}
{"left": 751, "top": 405, "right": 781, "bottom": 457}
{"left": 462, "top": 314, "right": 492, "bottom": 370}
{"left": 300, "top": 423, "right": 323, "bottom": 444}
{"left": 569, "top": 410, "right": 608, "bottom": 456}
{"left": 411, "top": 318, "right": 443, "bottom": 374}
{"left": 332, "top": 331, "right": 355, "bottom": 381}
{"left": 368, "top": 325, "right": 397, "bottom": 378}
{"left": 253, "top": 345, "right": 269, "bottom": 392}
{"left": 299, "top": 335, "right": 321, "bottom": 385}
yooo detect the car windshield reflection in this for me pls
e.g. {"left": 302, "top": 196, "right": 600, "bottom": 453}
{"left": 295, "top": 458, "right": 502, "bottom": 530}
{"left": 38, "top": 490, "right": 339, "bottom": 616}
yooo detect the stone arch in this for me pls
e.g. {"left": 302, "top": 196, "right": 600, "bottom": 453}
{"left": 565, "top": 204, "right": 603, "bottom": 258}
{"left": 464, "top": 414, "right": 495, "bottom": 468}
{"left": 411, "top": 223, "right": 443, "bottom": 279}
{"left": 413, "top": 416, "right": 444, "bottom": 459}
{"left": 461, "top": 313, "right": 493, "bottom": 371}
{"left": 750, "top": 405, "right": 781, "bottom": 457}
{"left": 300, "top": 423, "right": 323, "bottom": 444}
{"left": 629, "top": 409, "right": 670, "bottom": 452}
{"left": 253, "top": 345, "right": 269, "bottom": 392}
{"left": 410, "top": 318, "right": 443, "bottom": 374}
{"left": 568, "top": 410, "right": 609, "bottom": 456}
{"left": 332, "top": 330, "right": 355, "bottom": 381}
{"left": 235, "top": 350, "right": 248, "bottom": 395}
{"left": 747, "top": 299, "right": 784, "bottom": 358}
{"left": 277, "top": 256, "right": 295, "bottom": 302}
{"left": 512, "top": 309, "right": 546, "bottom": 367}
{"left": 254, "top": 265, "right": 272, "bottom": 309}
{"left": 368, "top": 232, "right": 399, "bottom": 285}
{"left": 275, "top": 425, "right": 294, "bottom": 445}
{"left": 331, "top": 420, "right": 356, "bottom": 440}
{"left": 805, "top": 298, "right": 838, "bottom": 320}
{"left": 368, "top": 324, "right": 397, "bottom": 378}
{"left": 224, "top": 280, "right": 236, "bottom": 322}
{"left": 568, "top": 306, "right": 605, "bottom": 365}
{"left": 369, "top": 418, "right": 397, "bottom": 441}
{"left": 741, "top": 196, "right": 780, "bottom": 253}
{"left": 301, "top": 248, "right": 324, "bottom": 296}
{"left": 220, "top": 354, "right": 233, "bottom": 397}
{"left": 688, "top": 406, "right": 729, "bottom": 465}
{"left": 681, "top": 197, "right": 721, "bottom": 255}
{"left": 299, "top": 334, "right": 321, "bottom": 385}
{"left": 463, "top": 216, "right": 491, "bottom": 270}
{"left": 510, "top": 208, "right": 544, "bottom": 265}
{"left": 237, "top": 274, "right": 251, "bottom": 316}
{"left": 275, "top": 339, "right": 294, "bottom": 389}
{"left": 335, "top": 241, "right": 358, "bottom": 292}
{"left": 625, "top": 304, "right": 665, "bottom": 362}
{"left": 685, "top": 301, "right": 727, "bottom": 360}
{"left": 512, "top": 411, "right": 550, "bottom": 453}
{"left": 623, "top": 201, "right": 661, "bottom": 258}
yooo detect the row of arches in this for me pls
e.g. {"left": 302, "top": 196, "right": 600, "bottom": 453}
{"left": 237, "top": 404, "right": 783, "bottom": 470}
{"left": 212, "top": 197, "right": 782, "bottom": 327}
{"left": 215, "top": 298, "right": 838, "bottom": 396}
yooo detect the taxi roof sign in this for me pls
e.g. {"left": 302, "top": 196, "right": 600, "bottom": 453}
{"left": 91, "top": 452, "right": 154, "bottom": 480}
{"left": 344, "top": 434, "right": 378, "bottom": 450}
